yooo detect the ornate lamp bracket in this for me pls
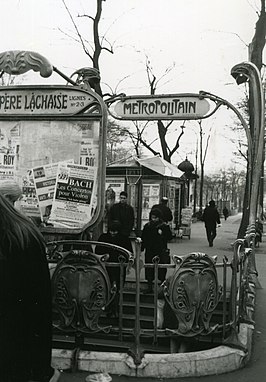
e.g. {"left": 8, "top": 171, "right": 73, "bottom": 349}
{"left": 0, "top": 50, "right": 53, "bottom": 78}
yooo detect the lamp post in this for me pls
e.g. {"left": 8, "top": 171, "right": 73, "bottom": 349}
{"left": 178, "top": 157, "right": 198, "bottom": 208}
{"left": 230, "top": 62, "right": 265, "bottom": 226}
{"left": 200, "top": 62, "right": 265, "bottom": 282}
{"left": 199, "top": 62, "right": 264, "bottom": 226}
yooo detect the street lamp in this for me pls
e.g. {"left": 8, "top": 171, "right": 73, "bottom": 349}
{"left": 231, "top": 62, "right": 265, "bottom": 226}
{"left": 199, "top": 62, "right": 265, "bottom": 283}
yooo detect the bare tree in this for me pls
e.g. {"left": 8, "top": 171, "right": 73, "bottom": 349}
{"left": 203, "top": 169, "right": 246, "bottom": 212}
{"left": 61, "top": 0, "right": 114, "bottom": 96}
{"left": 145, "top": 57, "right": 185, "bottom": 163}
{"left": 198, "top": 120, "right": 212, "bottom": 214}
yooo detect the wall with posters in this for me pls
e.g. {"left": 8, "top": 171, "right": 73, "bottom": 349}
{"left": 0, "top": 120, "right": 100, "bottom": 230}
{"left": 0, "top": 50, "right": 108, "bottom": 240}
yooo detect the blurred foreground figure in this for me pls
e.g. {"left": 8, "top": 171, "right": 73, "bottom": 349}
{"left": 0, "top": 182, "right": 60, "bottom": 382}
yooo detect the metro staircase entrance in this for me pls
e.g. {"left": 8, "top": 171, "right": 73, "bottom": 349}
{"left": 48, "top": 217, "right": 256, "bottom": 373}
{"left": 51, "top": 277, "right": 232, "bottom": 359}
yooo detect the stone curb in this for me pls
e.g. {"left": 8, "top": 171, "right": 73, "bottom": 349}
{"left": 52, "top": 322, "right": 254, "bottom": 378}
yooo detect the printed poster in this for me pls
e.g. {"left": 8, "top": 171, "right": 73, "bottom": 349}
{"left": 32, "top": 160, "right": 73, "bottom": 221}
{"left": 0, "top": 124, "right": 20, "bottom": 179}
{"left": 49, "top": 162, "right": 97, "bottom": 228}
{"left": 141, "top": 184, "right": 160, "bottom": 220}
{"left": 19, "top": 169, "right": 40, "bottom": 218}
{"left": 105, "top": 178, "right": 125, "bottom": 207}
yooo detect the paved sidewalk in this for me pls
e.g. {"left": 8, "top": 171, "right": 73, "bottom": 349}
{"left": 57, "top": 214, "right": 266, "bottom": 381}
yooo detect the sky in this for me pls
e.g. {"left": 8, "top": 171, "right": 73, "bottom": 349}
{"left": 0, "top": 0, "right": 263, "bottom": 173}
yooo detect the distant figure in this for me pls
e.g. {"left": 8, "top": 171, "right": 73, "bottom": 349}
{"left": 223, "top": 206, "right": 229, "bottom": 221}
{"left": 108, "top": 191, "right": 135, "bottom": 237}
{"left": 141, "top": 208, "right": 173, "bottom": 294}
{"left": 151, "top": 196, "right": 173, "bottom": 224}
{"left": 202, "top": 200, "right": 221, "bottom": 247}
{"left": 0, "top": 182, "right": 60, "bottom": 382}
{"left": 96, "top": 220, "right": 132, "bottom": 317}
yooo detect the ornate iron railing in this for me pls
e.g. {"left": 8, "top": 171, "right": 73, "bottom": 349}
{"left": 47, "top": 231, "right": 256, "bottom": 370}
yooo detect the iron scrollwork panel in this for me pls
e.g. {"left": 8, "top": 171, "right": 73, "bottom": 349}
{"left": 51, "top": 249, "right": 115, "bottom": 334}
{"left": 164, "top": 252, "right": 222, "bottom": 336}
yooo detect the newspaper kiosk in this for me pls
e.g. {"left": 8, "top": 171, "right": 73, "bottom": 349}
{"left": 0, "top": 50, "right": 107, "bottom": 241}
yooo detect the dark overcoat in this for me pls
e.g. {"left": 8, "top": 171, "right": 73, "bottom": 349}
{"left": 141, "top": 221, "right": 172, "bottom": 283}
{"left": 0, "top": 237, "right": 54, "bottom": 382}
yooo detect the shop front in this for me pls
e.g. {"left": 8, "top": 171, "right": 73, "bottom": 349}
{"left": 105, "top": 155, "right": 184, "bottom": 235}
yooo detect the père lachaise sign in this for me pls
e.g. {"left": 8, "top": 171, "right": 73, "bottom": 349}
{"left": 112, "top": 94, "right": 210, "bottom": 120}
{"left": 0, "top": 86, "right": 95, "bottom": 116}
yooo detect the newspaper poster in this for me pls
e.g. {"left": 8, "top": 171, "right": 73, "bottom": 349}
{"left": 0, "top": 124, "right": 20, "bottom": 180}
{"left": 49, "top": 162, "right": 97, "bottom": 228}
{"left": 79, "top": 130, "right": 99, "bottom": 218}
{"left": 105, "top": 178, "right": 125, "bottom": 207}
{"left": 19, "top": 169, "right": 40, "bottom": 218}
{"left": 32, "top": 160, "right": 73, "bottom": 221}
{"left": 79, "top": 139, "right": 98, "bottom": 167}
{"left": 141, "top": 184, "right": 160, "bottom": 218}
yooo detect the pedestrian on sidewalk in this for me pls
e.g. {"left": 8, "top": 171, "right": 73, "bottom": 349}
{"left": 202, "top": 200, "right": 221, "bottom": 247}
{"left": 141, "top": 208, "right": 172, "bottom": 294}
{"left": 0, "top": 181, "right": 60, "bottom": 382}
{"left": 223, "top": 206, "right": 229, "bottom": 221}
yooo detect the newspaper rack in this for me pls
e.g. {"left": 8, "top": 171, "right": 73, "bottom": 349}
{"left": 180, "top": 207, "right": 193, "bottom": 239}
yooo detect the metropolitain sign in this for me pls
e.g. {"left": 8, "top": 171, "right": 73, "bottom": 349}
{"left": 112, "top": 94, "right": 211, "bottom": 120}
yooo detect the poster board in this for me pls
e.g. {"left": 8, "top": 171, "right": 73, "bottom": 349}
{"left": 180, "top": 207, "right": 193, "bottom": 238}
{"left": 181, "top": 207, "right": 193, "bottom": 225}
{"left": 0, "top": 85, "right": 107, "bottom": 233}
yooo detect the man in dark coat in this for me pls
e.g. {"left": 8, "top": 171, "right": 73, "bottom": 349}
{"left": 202, "top": 200, "right": 221, "bottom": 247}
{"left": 151, "top": 196, "right": 173, "bottom": 223}
{"left": 108, "top": 191, "right": 135, "bottom": 237}
{"left": 141, "top": 208, "right": 172, "bottom": 293}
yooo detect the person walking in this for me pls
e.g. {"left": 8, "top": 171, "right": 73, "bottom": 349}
{"left": 202, "top": 200, "right": 221, "bottom": 247}
{"left": 96, "top": 220, "right": 133, "bottom": 317}
{"left": 151, "top": 196, "right": 173, "bottom": 223}
{"left": 108, "top": 191, "right": 135, "bottom": 237}
{"left": 141, "top": 208, "right": 172, "bottom": 294}
{"left": 223, "top": 206, "right": 229, "bottom": 221}
{"left": 0, "top": 181, "right": 60, "bottom": 382}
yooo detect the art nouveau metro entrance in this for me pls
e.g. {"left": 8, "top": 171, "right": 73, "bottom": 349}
{"left": 0, "top": 51, "right": 264, "bottom": 377}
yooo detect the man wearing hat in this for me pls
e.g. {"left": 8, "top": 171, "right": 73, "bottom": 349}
{"left": 151, "top": 196, "right": 173, "bottom": 224}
